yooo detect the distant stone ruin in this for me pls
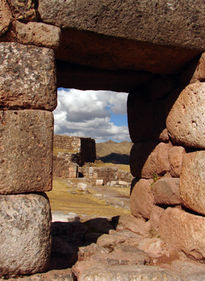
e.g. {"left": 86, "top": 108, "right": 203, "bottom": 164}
{"left": 53, "top": 134, "right": 96, "bottom": 178}
{"left": 0, "top": 0, "right": 205, "bottom": 278}
{"left": 53, "top": 134, "right": 132, "bottom": 186}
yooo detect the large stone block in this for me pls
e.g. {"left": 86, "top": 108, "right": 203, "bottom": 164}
{"left": 166, "top": 82, "right": 205, "bottom": 148}
{"left": 159, "top": 207, "right": 205, "bottom": 262}
{"left": 0, "top": 193, "right": 51, "bottom": 277}
{"left": 180, "top": 151, "right": 205, "bottom": 215}
{"left": 0, "top": 0, "right": 12, "bottom": 36}
{"left": 39, "top": 0, "right": 203, "bottom": 75}
{"left": 0, "top": 42, "right": 57, "bottom": 110}
{"left": 130, "top": 142, "right": 171, "bottom": 178}
{"left": 0, "top": 110, "right": 53, "bottom": 194}
{"left": 38, "top": 0, "right": 205, "bottom": 52}
{"left": 130, "top": 179, "right": 154, "bottom": 219}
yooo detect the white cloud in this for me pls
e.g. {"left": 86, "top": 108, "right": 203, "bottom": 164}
{"left": 54, "top": 88, "right": 130, "bottom": 142}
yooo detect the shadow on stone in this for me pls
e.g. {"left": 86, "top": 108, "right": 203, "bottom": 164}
{"left": 99, "top": 153, "right": 130, "bottom": 164}
{"left": 50, "top": 217, "right": 115, "bottom": 270}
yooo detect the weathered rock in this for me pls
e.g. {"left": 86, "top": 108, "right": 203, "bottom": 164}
{"left": 116, "top": 215, "right": 151, "bottom": 237}
{"left": 7, "top": 0, "right": 36, "bottom": 20}
{"left": 13, "top": 21, "right": 61, "bottom": 48}
{"left": 0, "top": 268, "right": 74, "bottom": 281}
{"left": 159, "top": 207, "right": 205, "bottom": 262}
{"left": 0, "top": 0, "right": 12, "bottom": 36}
{"left": 159, "top": 128, "right": 170, "bottom": 143}
{"left": 151, "top": 177, "right": 181, "bottom": 205}
{"left": 0, "top": 193, "right": 51, "bottom": 277}
{"left": 39, "top": 0, "right": 202, "bottom": 75}
{"left": 130, "top": 142, "right": 171, "bottom": 178}
{"left": 76, "top": 264, "right": 183, "bottom": 281}
{"left": 0, "top": 42, "right": 56, "bottom": 110}
{"left": 168, "top": 146, "right": 186, "bottom": 177}
{"left": 180, "top": 151, "right": 205, "bottom": 215}
{"left": 130, "top": 179, "right": 154, "bottom": 219}
{"left": 190, "top": 53, "right": 205, "bottom": 84}
{"left": 166, "top": 82, "right": 205, "bottom": 148}
{"left": 150, "top": 205, "right": 165, "bottom": 235}
{"left": 138, "top": 237, "right": 170, "bottom": 260}
{"left": 0, "top": 110, "right": 53, "bottom": 194}
{"left": 128, "top": 93, "right": 168, "bottom": 142}
{"left": 38, "top": 0, "right": 205, "bottom": 51}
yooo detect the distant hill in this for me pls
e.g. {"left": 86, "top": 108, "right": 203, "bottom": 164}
{"left": 96, "top": 140, "right": 132, "bottom": 164}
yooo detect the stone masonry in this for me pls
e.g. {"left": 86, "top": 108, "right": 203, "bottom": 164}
{"left": 129, "top": 55, "right": 205, "bottom": 262}
{"left": 0, "top": 42, "right": 55, "bottom": 275}
{"left": 0, "top": 0, "right": 205, "bottom": 278}
{"left": 53, "top": 135, "right": 96, "bottom": 179}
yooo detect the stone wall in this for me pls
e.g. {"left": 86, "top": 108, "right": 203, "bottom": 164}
{"left": 80, "top": 165, "right": 133, "bottom": 186}
{"left": 53, "top": 135, "right": 96, "bottom": 179}
{"left": 128, "top": 54, "right": 205, "bottom": 262}
{"left": 0, "top": 0, "right": 205, "bottom": 277}
{"left": 54, "top": 135, "right": 96, "bottom": 165}
{"left": 0, "top": 42, "right": 54, "bottom": 275}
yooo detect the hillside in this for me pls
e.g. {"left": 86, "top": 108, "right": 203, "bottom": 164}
{"left": 96, "top": 140, "right": 132, "bottom": 164}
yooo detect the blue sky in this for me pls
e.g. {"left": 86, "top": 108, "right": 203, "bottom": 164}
{"left": 54, "top": 88, "right": 130, "bottom": 143}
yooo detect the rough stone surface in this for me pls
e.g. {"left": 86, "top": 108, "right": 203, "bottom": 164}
{"left": 0, "top": 193, "right": 51, "bottom": 277}
{"left": 159, "top": 128, "right": 170, "bottom": 143}
{"left": 116, "top": 215, "right": 151, "bottom": 237}
{"left": 0, "top": 269, "right": 73, "bottom": 281}
{"left": 190, "top": 53, "right": 205, "bottom": 84}
{"left": 77, "top": 265, "right": 182, "bottom": 281}
{"left": 38, "top": 0, "right": 203, "bottom": 75}
{"left": 159, "top": 207, "right": 205, "bottom": 262}
{"left": 150, "top": 205, "right": 165, "bottom": 235}
{"left": 168, "top": 146, "right": 186, "bottom": 177}
{"left": 0, "top": 42, "right": 56, "bottom": 110}
{"left": 166, "top": 82, "right": 205, "bottom": 148}
{"left": 38, "top": 0, "right": 205, "bottom": 51}
{"left": 180, "top": 151, "right": 205, "bottom": 215}
{"left": 138, "top": 237, "right": 170, "bottom": 260}
{"left": 54, "top": 135, "right": 96, "bottom": 165}
{"left": 130, "top": 142, "right": 171, "bottom": 178}
{"left": 0, "top": 0, "right": 12, "bottom": 36}
{"left": 0, "top": 110, "right": 53, "bottom": 194}
{"left": 13, "top": 21, "right": 61, "bottom": 48}
{"left": 151, "top": 177, "right": 181, "bottom": 205}
{"left": 130, "top": 179, "right": 154, "bottom": 219}
{"left": 7, "top": 0, "right": 36, "bottom": 20}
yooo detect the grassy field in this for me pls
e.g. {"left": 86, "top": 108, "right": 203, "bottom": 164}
{"left": 47, "top": 178, "right": 130, "bottom": 219}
